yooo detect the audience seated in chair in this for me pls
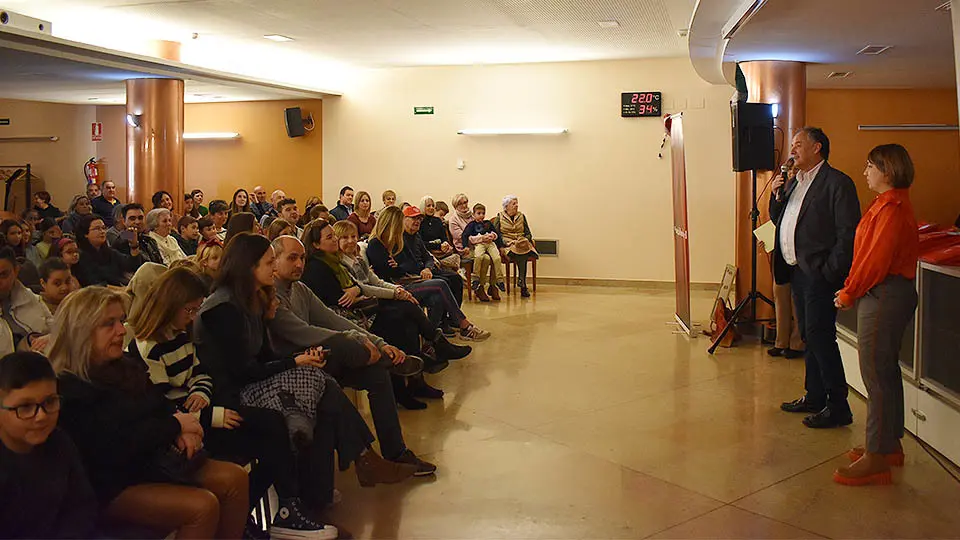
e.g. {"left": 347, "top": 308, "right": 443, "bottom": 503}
{"left": 367, "top": 206, "right": 490, "bottom": 341}
{"left": 174, "top": 215, "right": 200, "bottom": 256}
{"left": 33, "top": 190, "right": 64, "bottom": 222}
{"left": 268, "top": 234, "right": 439, "bottom": 475}
{"left": 208, "top": 200, "right": 230, "bottom": 243}
{"left": 492, "top": 195, "right": 538, "bottom": 298}
{"left": 462, "top": 203, "right": 506, "bottom": 302}
{"left": 51, "top": 286, "right": 250, "bottom": 539}
{"left": 419, "top": 196, "right": 464, "bottom": 272}
{"left": 38, "top": 257, "right": 77, "bottom": 316}
{"left": 0, "top": 351, "right": 98, "bottom": 539}
{"left": 193, "top": 233, "right": 417, "bottom": 508}
{"left": 0, "top": 248, "right": 53, "bottom": 357}
{"left": 127, "top": 266, "right": 337, "bottom": 539}
{"left": 227, "top": 189, "right": 252, "bottom": 221}
{"left": 266, "top": 218, "right": 296, "bottom": 241}
{"left": 112, "top": 204, "right": 163, "bottom": 265}
{"left": 224, "top": 211, "right": 260, "bottom": 245}
{"left": 73, "top": 215, "right": 144, "bottom": 287}
{"left": 60, "top": 195, "right": 93, "bottom": 236}
{"left": 146, "top": 208, "right": 187, "bottom": 265}
{"left": 347, "top": 191, "right": 377, "bottom": 240}
{"left": 35, "top": 218, "right": 63, "bottom": 261}
{"left": 330, "top": 186, "right": 354, "bottom": 222}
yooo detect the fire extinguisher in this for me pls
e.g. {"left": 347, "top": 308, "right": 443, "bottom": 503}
{"left": 83, "top": 158, "right": 99, "bottom": 185}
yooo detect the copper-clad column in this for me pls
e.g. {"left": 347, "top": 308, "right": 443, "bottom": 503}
{"left": 734, "top": 61, "right": 806, "bottom": 322}
{"left": 126, "top": 79, "right": 184, "bottom": 215}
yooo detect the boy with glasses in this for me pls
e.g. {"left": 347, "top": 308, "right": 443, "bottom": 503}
{"left": 0, "top": 351, "right": 97, "bottom": 537}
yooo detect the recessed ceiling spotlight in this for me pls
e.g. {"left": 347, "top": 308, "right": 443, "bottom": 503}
{"left": 597, "top": 20, "right": 620, "bottom": 28}
{"left": 263, "top": 34, "right": 294, "bottom": 42}
{"left": 827, "top": 71, "right": 853, "bottom": 79}
{"left": 857, "top": 45, "right": 892, "bottom": 56}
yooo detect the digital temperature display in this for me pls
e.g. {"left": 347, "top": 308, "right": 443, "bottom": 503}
{"left": 621, "top": 92, "right": 662, "bottom": 117}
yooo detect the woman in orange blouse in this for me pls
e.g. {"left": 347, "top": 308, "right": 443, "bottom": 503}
{"left": 833, "top": 144, "right": 919, "bottom": 487}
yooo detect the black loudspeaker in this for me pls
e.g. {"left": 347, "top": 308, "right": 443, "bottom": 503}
{"left": 731, "top": 102, "right": 775, "bottom": 172}
{"left": 284, "top": 107, "right": 305, "bottom": 138}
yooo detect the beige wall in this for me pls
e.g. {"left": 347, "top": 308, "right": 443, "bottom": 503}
{"left": 0, "top": 99, "right": 97, "bottom": 213}
{"left": 323, "top": 58, "right": 736, "bottom": 283}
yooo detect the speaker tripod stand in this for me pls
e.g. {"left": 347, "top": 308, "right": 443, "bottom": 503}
{"left": 709, "top": 168, "right": 775, "bottom": 354}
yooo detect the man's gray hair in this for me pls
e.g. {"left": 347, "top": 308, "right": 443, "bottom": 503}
{"left": 271, "top": 235, "right": 302, "bottom": 257}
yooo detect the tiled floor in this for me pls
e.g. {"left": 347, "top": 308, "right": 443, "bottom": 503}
{"left": 326, "top": 285, "right": 960, "bottom": 539}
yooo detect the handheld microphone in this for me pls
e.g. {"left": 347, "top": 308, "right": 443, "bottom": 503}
{"left": 777, "top": 157, "right": 795, "bottom": 200}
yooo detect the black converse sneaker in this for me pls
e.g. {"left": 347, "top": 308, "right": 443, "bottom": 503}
{"left": 270, "top": 498, "right": 338, "bottom": 540}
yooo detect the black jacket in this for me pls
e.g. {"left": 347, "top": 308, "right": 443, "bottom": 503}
{"left": 57, "top": 360, "right": 181, "bottom": 504}
{"left": 301, "top": 254, "right": 357, "bottom": 307}
{"left": 769, "top": 162, "right": 861, "bottom": 286}
{"left": 193, "top": 289, "right": 295, "bottom": 408}
{"left": 366, "top": 234, "right": 436, "bottom": 283}
{"left": 73, "top": 242, "right": 143, "bottom": 287}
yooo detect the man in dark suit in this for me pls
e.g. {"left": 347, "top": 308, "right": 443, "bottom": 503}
{"left": 770, "top": 127, "right": 861, "bottom": 428}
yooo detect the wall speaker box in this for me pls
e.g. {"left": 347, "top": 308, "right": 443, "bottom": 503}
{"left": 731, "top": 102, "right": 775, "bottom": 172}
{"left": 284, "top": 107, "right": 305, "bottom": 138}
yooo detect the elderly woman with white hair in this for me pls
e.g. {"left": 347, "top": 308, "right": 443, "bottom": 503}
{"left": 419, "top": 195, "right": 463, "bottom": 271}
{"left": 492, "top": 195, "right": 538, "bottom": 297}
{"left": 145, "top": 208, "right": 186, "bottom": 265}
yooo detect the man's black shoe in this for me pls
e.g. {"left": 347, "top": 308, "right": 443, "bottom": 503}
{"left": 783, "top": 348, "right": 805, "bottom": 359}
{"left": 780, "top": 396, "right": 825, "bottom": 414}
{"left": 767, "top": 347, "right": 785, "bottom": 357}
{"left": 803, "top": 407, "right": 853, "bottom": 429}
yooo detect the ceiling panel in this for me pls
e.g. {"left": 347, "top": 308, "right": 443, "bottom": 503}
{"left": 726, "top": 0, "right": 956, "bottom": 89}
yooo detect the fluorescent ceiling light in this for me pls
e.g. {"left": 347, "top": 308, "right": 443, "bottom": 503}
{"left": 457, "top": 128, "right": 568, "bottom": 135}
{"left": 263, "top": 34, "right": 294, "bottom": 42}
{"left": 183, "top": 132, "right": 241, "bottom": 140}
{"left": 597, "top": 20, "right": 620, "bottom": 28}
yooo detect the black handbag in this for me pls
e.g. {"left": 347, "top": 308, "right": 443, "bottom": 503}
{"left": 146, "top": 444, "right": 209, "bottom": 486}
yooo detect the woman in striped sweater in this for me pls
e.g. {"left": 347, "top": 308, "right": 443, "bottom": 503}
{"left": 126, "top": 267, "right": 335, "bottom": 539}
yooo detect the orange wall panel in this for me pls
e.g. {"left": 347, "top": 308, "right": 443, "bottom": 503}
{"left": 184, "top": 100, "right": 324, "bottom": 207}
{"left": 807, "top": 89, "right": 960, "bottom": 227}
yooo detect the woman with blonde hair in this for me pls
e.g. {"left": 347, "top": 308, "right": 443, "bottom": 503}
{"left": 145, "top": 208, "right": 187, "bottom": 265}
{"left": 347, "top": 191, "right": 377, "bottom": 240}
{"left": 195, "top": 241, "right": 223, "bottom": 292}
{"left": 419, "top": 195, "right": 461, "bottom": 271}
{"left": 50, "top": 286, "right": 250, "bottom": 539}
{"left": 127, "top": 268, "right": 335, "bottom": 538}
{"left": 367, "top": 207, "right": 490, "bottom": 341}
{"left": 378, "top": 190, "right": 397, "bottom": 216}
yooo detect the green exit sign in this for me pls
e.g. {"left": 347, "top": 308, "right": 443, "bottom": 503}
{"left": 413, "top": 106, "right": 434, "bottom": 115}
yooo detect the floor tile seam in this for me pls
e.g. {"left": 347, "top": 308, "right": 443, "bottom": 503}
{"left": 638, "top": 503, "right": 739, "bottom": 539}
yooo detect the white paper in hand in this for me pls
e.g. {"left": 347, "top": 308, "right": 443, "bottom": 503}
{"left": 754, "top": 221, "right": 776, "bottom": 253}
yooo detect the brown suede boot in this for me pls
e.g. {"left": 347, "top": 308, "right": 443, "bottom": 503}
{"left": 355, "top": 449, "right": 417, "bottom": 487}
{"left": 475, "top": 287, "right": 491, "bottom": 302}
{"left": 488, "top": 285, "right": 501, "bottom": 301}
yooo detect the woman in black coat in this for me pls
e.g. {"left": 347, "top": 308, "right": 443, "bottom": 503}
{"left": 71, "top": 215, "right": 143, "bottom": 287}
{"left": 50, "top": 286, "right": 249, "bottom": 539}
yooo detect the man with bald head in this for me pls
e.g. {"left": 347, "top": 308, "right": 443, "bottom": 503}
{"left": 250, "top": 185, "right": 276, "bottom": 221}
{"left": 260, "top": 190, "right": 287, "bottom": 227}
{"left": 268, "top": 235, "right": 438, "bottom": 477}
